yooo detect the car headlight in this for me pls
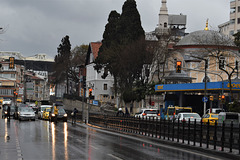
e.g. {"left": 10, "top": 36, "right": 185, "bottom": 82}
{"left": 64, "top": 114, "right": 67, "bottom": 117}
{"left": 51, "top": 114, "right": 55, "bottom": 117}
{"left": 4, "top": 111, "right": 7, "bottom": 114}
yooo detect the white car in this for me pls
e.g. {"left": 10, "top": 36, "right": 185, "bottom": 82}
{"left": 2, "top": 99, "right": 11, "bottom": 105}
{"left": 135, "top": 108, "right": 160, "bottom": 119}
{"left": 175, "top": 113, "right": 201, "bottom": 123}
{"left": 18, "top": 107, "right": 35, "bottom": 121}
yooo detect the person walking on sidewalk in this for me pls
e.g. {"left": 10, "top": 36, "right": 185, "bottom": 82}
{"left": 72, "top": 108, "right": 78, "bottom": 124}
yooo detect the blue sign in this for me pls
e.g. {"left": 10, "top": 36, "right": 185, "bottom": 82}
{"left": 93, "top": 100, "right": 98, "bottom": 106}
{"left": 202, "top": 97, "right": 208, "bottom": 103}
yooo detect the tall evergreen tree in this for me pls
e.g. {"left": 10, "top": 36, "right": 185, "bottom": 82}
{"left": 94, "top": 0, "right": 153, "bottom": 104}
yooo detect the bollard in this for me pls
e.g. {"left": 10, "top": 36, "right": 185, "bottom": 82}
{"left": 167, "top": 119, "right": 170, "bottom": 140}
{"left": 182, "top": 119, "right": 185, "bottom": 144}
{"left": 159, "top": 118, "right": 162, "bottom": 139}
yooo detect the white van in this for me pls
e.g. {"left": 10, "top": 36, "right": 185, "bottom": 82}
{"left": 217, "top": 112, "right": 240, "bottom": 126}
{"left": 38, "top": 105, "right": 52, "bottom": 119}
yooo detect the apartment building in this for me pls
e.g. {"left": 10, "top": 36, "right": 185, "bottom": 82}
{"left": 219, "top": 0, "right": 240, "bottom": 37}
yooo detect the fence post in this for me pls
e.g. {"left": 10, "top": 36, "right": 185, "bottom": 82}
{"left": 163, "top": 118, "right": 166, "bottom": 140}
{"left": 182, "top": 120, "right": 185, "bottom": 144}
{"left": 152, "top": 117, "right": 154, "bottom": 137}
{"left": 214, "top": 120, "right": 217, "bottom": 150}
{"left": 193, "top": 119, "right": 196, "bottom": 146}
{"left": 207, "top": 119, "right": 210, "bottom": 148}
{"left": 239, "top": 124, "right": 240, "bottom": 154}
{"left": 177, "top": 118, "right": 180, "bottom": 142}
{"left": 159, "top": 118, "right": 162, "bottom": 139}
{"left": 168, "top": 119, "right": 170, "bottom": 140}
{"left": 188, "top": 118, "right": 190, "bottom": 145}
{"left": 200, "top": 119, "right": 202, "bottom": 147}
{"left": 229, "top": 121, "right": 233, "bottom": 153}
{"left": 172, "top": 119, "right": 175, "bottom": 141}
{"left": 221, "top": 121, "right": 225, "bottom": 151}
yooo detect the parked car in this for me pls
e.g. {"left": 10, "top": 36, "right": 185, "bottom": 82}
{"left": 42, "top": 108, "right": 52, "bottom": 120}
{"left": 49, "top": 106, "right": 68, "bottom": 122}
{"left": 18, "top": 107, "right": 36, "bottom": 121}
{"left": 38, "top": 105, "right": 52, "bottom": 119}
{"left": 16, "top": 98, "right": 22, "bottom": 103}
{"left": 135, "top": 108, "right": 160, "bottom": 119}
{"left": 0, "top": 97, "right": 3, "bottom": 104}
{"left": 175, "top": 113, "right": 201, "bottom": 123}
{"left": 202, "top": 113, "right": 219, "bottom": 125}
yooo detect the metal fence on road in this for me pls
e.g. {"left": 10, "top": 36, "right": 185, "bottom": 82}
{"left": 88, "top": 113, "right": 240, "bottom": 154}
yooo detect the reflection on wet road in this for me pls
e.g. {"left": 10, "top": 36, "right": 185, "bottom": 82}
{"left": 0, "top": 118, "right": 228, "bottom": 160}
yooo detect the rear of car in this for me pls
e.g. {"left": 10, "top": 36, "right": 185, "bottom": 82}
{"left": 42, "top": 108, "right": 52, "bottom": 120}
{"left": 135, "top": 108, "right": 160, "bottom": 119}
{"left": 177, "top": 113, "right": 201, "bottom": 123}
{"left": 49, "top": 106, "right": 67, "bottom": 122}
{"left": 202, "top": 113, "right": 218, "bottom": 125}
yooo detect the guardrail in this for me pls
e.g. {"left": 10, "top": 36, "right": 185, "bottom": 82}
{"left": 88, "top": 113, "right": 240, "bottom": 154}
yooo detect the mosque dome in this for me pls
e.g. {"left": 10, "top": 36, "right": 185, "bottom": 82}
{"left": 176, "top": 30, "right": 235, "bottom": 47}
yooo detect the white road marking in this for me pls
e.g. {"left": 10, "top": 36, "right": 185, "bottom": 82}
{"left": 107, "top": 154, "right": 123, "bottom": 160}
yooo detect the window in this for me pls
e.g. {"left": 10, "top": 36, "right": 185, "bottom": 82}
{"left": 238, "top": 18, "right": 240, "bottom": 24}
{"left": 164, "top": 22, "right": 167, "bottom": 28}
{"left": 103, "top": 84, "right": 107, "bottom": 90}
{"left": 238, "top": 6, "right": 240, "bottom": 12}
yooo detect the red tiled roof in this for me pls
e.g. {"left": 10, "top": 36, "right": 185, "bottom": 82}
{"left": 90, "top": 42, "right": 102, "bottom": 59}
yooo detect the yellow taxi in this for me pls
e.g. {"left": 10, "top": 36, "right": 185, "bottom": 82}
{"left": 42, "top": 108, "right": 52, "bottom": 120}
{"left": 0, "top": 97, "right": 3, "bottom": 104}
{"left": 202, "top": 113, "right": 219, "bottom": 125}
{"left": 17, "top": 98, "right": 22, "bottom": 103}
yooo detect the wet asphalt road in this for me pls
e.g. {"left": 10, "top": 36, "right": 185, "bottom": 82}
{"left": 0, "top": 118, "right": 232, "bottom": 160}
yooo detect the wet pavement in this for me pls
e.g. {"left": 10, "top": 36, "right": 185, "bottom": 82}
{"left": 0, "top": 118, "right": 235, "bottom": 160}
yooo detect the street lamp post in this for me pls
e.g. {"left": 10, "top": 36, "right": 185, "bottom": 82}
{"left": 203, "top": 59, "right": 208, "bottom": 115}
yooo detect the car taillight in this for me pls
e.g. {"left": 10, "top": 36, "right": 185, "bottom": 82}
{"left": 173, "top": 112, "right": 175, "bottom": 115}
{"left": 142, "top": 113, "right": 146, "bottom": 116}
{"left": 157, "top": 113, "right": 160, "bottom": 116}
{"left": 182, "top": 118, "right": 186, "bottom": 122}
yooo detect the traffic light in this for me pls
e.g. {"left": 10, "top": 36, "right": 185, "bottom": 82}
{"left": 176, "top": 61, "right": 182, "bottom": 73}
{"left": 221, "top": 95, "right": 225, "bottom": 103}
{"left": 89, "top": 88, "right": 92, "bottom": 98}
{"left": 13, "top": 89, "right": 18, "bottom": 97}
{"left": 82, "top": 76, "right": 86, "bottom": 89}
{"left": 9, "top": 57, "right": 15, "bottom": 69}
{"left": 209, "top": 96, "right": 213, "bottom": 101}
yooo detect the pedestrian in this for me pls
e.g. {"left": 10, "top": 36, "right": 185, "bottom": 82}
{"left": 72, "top": 108, "right": 78, "bottom": 124}
{"left": 7, "top": 106, "right": 10, "bottom": 120}
{"left": 125, "top": 107, "right": 130, "bottom": 116}
{"left": 53, "top": 105, "right": 58, "bottom": 123}
{"left": 116, "top": 108, "right": 124, "bottom": 117}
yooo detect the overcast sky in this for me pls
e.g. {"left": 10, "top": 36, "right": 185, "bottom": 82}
{"left": 0, "top": 0, "right": 229, "bottom": 58}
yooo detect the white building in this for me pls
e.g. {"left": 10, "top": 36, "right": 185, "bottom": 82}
{"left": 219, "top": 0, "right": 240, "bottom": 37}
{"left": 85, "top": 42, "right": 114, "bottom": 103}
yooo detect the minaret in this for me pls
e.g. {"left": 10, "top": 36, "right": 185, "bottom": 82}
{"left": 158, "top": 0, "right": 168, "bottom": 28}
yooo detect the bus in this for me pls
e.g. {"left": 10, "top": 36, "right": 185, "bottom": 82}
{"left": 165, "top": 106, "right": 192, "bottom": 120}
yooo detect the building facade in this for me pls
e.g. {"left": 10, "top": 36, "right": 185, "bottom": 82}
{"left": 219, "top": 0, "right": 240, "bottom": 37}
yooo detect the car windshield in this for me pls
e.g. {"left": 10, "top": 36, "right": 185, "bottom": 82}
{"left": 145, "top": 110, "right": 158, "bottom": 114}
{"left": 19, "top": 107, "right": 34, "bottom": 112}
{"left": 176, "top": 109, "right": 192, "bottom": 114}
{"left": 183, "top": 114, "right": 200, "bottom": 118}
{"left": 19, "top": 104, "right": 28, "bottom": 108}
{"left": 211, "top": 114, "right": 218, "bottom": 118}
{"left": 45, "top": 108, "right": 51, "bottom": 112}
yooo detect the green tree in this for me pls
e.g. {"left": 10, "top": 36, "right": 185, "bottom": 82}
{"left": 53, "top": 35, "right": 71, "bottom": 94}
{"left": 94, "top": 0, "right": 153, "bottom": 104}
